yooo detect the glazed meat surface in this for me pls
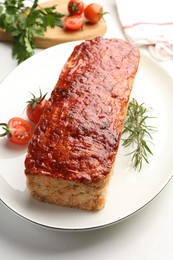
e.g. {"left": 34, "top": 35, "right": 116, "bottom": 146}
{"left": 25, "top": 38, "right": 140, "bottom": 184}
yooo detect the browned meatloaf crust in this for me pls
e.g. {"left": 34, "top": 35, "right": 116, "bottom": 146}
{"left": 25, "top": 37, "right": 140, "bottom": 210}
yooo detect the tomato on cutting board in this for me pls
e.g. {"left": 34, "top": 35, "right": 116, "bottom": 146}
{"left": 26, "top": 90, "right": 48, "bottom": 124}
{"left": 63, "top": 15, "right": 83, "bottom": 30}
{"left": 0, "top": 117, "right": 32, "bottom": 145}
{"left": 68, "top": 0, "right": 84, "bottom": 16}
{"left": 84, "top": 3, "right": 104, "bottom": 24}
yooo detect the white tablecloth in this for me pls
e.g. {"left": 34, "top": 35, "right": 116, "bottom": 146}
{"left": 0, "top": 1, "right": 173, "bottom": 259}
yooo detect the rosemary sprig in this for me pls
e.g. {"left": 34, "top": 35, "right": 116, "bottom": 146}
{"left": 122, "top": 98, "right": 157, "bottom": 171}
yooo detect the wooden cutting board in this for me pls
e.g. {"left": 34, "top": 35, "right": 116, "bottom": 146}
{"left": 0, "top": 0, "right": 107, "bottom": 49}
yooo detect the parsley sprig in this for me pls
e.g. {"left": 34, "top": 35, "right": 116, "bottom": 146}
{"left": 122, "top": 98, "right": 157, "bottom": 171}
{"left": 0, "top": 0, "right": 64, "bottom": 63}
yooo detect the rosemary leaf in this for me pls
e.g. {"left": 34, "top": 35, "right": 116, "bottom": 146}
{"left": 122, "top": 98, "right": 157, "bottom": 171}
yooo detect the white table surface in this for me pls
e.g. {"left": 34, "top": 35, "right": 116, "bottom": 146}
{"left": 0, "top": 0, "right": 173, "bottom": 259}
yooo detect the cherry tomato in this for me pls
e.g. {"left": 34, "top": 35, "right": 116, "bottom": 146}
{"left": 26, "top": 90, "right": 48, "bottom": 124}
{"left": 0, "top": 117, "right": 32, "bottom": 145}
{"left": 68, "top": 0, "right": 84, "bottom": 16}
{"left": 63, "top": 15, "right": 83, "bottom": 30}
{"left": 84, "top": 3, "right": 104, "bottom": 24}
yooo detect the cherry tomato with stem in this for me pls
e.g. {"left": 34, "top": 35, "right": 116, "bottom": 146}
{"left": 26, "top": 89, "right": 48, "bottom": 124}
{"left": 0, "top": 117, "right": 32, "bottom": 145}
{"left": 63, "top": 15, "right": 83, "bottom": 30}
{"left": 68, "top": 0, "right": 84, "bottom": 16}
{"left": 84, "top": 3, "right": 106, "bottom": 24}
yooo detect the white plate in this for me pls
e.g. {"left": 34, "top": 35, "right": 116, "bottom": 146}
{"left": 0, "top": 41, "right": 173, "bottom": 231}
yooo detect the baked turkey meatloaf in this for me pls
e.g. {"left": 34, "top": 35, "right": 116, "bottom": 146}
{"left": 24, "top": 38, "right": 140, "bottom": 211}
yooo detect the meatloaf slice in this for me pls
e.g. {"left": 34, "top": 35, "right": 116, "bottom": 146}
{"left": 25, "top": 37, "right": 140, "bottom": 210}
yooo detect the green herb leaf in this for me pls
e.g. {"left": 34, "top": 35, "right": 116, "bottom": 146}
{"left": 0, "top": 0, "right": 65, "bottom": 63}
{"left": 122, "top": 98, "right": 157, "bottom": 171}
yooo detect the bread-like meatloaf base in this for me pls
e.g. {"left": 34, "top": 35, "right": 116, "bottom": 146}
{"left": 25, "top": 37, "right": 140, "bottom": 211}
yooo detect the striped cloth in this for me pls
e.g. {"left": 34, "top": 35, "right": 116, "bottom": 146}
{"left": 116, "top": 0, "right": 173, "bottom": 61}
